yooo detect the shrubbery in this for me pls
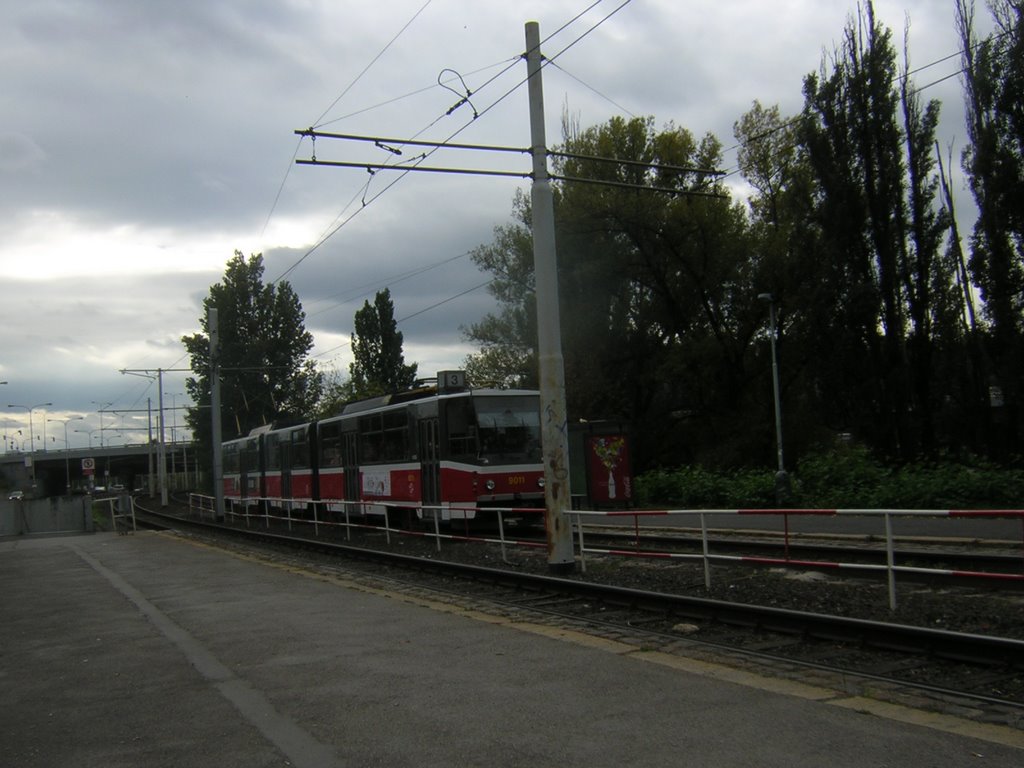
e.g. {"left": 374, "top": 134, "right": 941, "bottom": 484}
{"left": 634, "top": 445, "right": 1024, "bottom": 509}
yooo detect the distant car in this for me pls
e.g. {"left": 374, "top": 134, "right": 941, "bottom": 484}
{"left": 110, "top": 484, "right": 126, "bottom": 493}
{"left": 8, "top": 490, "right": 24, "bottom": 500}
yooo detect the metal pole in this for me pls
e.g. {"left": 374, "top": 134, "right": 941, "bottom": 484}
{"left": 210, "top": 307, "right": 225, "bottom": 520}
{"left": 147, "top": 398, "right": 155, "bottom": 498}
{"left": 63, "top": 423, "right": 71, "bottom": 490}
{"left": 158, "top": 369, "right": 168, "bottom": 507}
{"left": 885, "top": 512, "right": 897, "bottom": 611}
{"left": 768, "top": 300, "right": 784, "bottom": 475}
{"left": 759, "top": 293, "right": 789, "bottom": 504}
{"left": 526, "top": 21, "right": 574, "bottom": 572}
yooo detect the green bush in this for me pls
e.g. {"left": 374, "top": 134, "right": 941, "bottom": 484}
{"left": 635, "top": 466, "right": 777, "bottom": 508}
{"left": 794, "top": 443, "right": 887, "bottom": 508}
{"left": 635, "top": 448, "right": 1024, "bottom": 510}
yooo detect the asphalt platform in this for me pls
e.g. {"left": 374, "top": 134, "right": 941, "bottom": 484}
{"left": 2, "top": 531, "right": 1022, "bottom": 767}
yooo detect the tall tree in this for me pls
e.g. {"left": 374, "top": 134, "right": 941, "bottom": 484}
{"left": 463, "top": 190, "right": 538, "bottom": 389}
{"left": 799, "top": 2, "right": 945, "bottom": 458}
{"left": 469, "top": 115, "right": 759, "bottom": 469}
{"left": 348, "top": 288, "right": 418, "bottom": 398}
{"left": 554, "top": 115, "right": 757, "bottom": 468}
{"left": 182, "top": 252, "right": 322, "bottom": 453}
{"left": 734, "top": 101, "right": 826, "bottom": 460}
{"left": 957, "top": 0, "right": 1024, "bottom": 456}
{"left": 899, "top": 24, "right": 953, "bottom": 454}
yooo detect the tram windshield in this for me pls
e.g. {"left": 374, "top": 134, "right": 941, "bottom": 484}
{"left": 473, "top": 395, "right": 542, "bottom": 463}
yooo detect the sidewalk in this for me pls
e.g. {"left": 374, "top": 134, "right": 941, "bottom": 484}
{"left": 1, "top": 531, "right": 1021, "bottom": 767}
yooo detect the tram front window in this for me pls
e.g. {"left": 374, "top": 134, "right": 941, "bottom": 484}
{"left": 475, "top": 396, "right": 541, "bottom": 463}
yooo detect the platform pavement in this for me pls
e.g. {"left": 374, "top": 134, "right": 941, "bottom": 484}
{"left": 1, "top": 531, "right": 1021, "bottom": 768}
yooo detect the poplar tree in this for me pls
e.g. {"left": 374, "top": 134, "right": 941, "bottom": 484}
{"left": 348, "top": 288, "right": 418, "bottom": 398}
{"left": 957, "top": 0, "right": 1024, "bottom": 456}
{"left": 799, "top": 2, "right": 952, "bottom": 458}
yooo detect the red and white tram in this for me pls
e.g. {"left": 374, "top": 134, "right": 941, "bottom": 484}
{"left": 222, "top": 431, "right": 264, "bottom": 510}
{"left": 317, "top": 374, "right": 544, "bottom": 523}
{"left": 221, "top": 372, "right": 546, "bottom": 525}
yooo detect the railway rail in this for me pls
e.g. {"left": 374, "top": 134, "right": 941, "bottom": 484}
{"left": 132, "top": 498, "right": 1024, "bottom": 728}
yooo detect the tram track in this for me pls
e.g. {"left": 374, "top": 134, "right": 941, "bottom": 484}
{"left": 134, "top": 500, "right": 1024, "bottom": 727}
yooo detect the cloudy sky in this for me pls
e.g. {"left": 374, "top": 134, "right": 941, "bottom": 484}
{"left": 1, "top": 0, "right": 991, "bottom": 450}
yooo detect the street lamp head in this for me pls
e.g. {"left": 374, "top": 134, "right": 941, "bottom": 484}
{"left": 757, "top": 292, "right": 774, "bottom": 303}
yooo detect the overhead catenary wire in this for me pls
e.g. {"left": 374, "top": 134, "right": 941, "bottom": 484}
{"left": 716, "top": 27, "right": 1015, "bottom": 179}
{"left": 545, "top": 60, "right": 637, "bottom": 119}
{"left": 260, "top": 0, "right": 434, "bottom": 243}
{"left": 276, "top": 1, "right": 649, "bottom": 320}
{"left": 312, "top": 0, "right": 435, "bottom": 128}
{"left": 306, "top": 250, "right": 473, "bottom": 319}
{"left": 293, "top": 0, "right": 639, "bottom": 234}
{"left": 312, "top": 277, "right": 495, "bottom": 360}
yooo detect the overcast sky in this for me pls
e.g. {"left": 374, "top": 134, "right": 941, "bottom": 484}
{"left": 1, "top": 0, "right": 991, "bottom": 450}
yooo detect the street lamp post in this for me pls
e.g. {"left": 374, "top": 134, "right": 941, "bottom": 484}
{"left": 7, "top": 402, "right": 53, "bottom": 454}
{"left": 75, "top": 428, "right": 99, "bottom": 448}
{"left": 757, "top": 294, "right": 790, "bottom": 505}
{"left": 92, "top": 401, "right": 113, "bottom": 447}
{"left": 7, "top": 402, "right": 53, "bottom": 491}
{"left": 48, "top": 416, "right": 84, "bottom": 493}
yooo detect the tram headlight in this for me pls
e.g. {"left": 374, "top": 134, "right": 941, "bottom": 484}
{"left": 537, "top": 477, "right": 545, "bottom": 489}
{"left": 485, "top": 479, "right": 496, "bottom": 491}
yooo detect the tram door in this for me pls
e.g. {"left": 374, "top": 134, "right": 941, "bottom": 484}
{"left": 342, "top": 431, "right": 360, "bottom": 515}
{"left": 418, "top": 418, "right": 441, "bottom": 519}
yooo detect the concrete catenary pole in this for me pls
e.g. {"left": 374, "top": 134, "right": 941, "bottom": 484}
{"left": 209, "top": 307, "right": 225, "bottom": 520}
{"left": 525, "top": 21, "right": 575, "bottom": 572}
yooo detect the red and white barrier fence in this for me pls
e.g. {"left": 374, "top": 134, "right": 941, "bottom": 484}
{"left": 187, "top": 495, "right": 1023, "bottom": 611}
{"left": 568, "top": 507, "right": 1024, "bottom": 610}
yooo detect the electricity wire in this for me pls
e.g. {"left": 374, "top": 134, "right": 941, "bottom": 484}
{"left": 312, "top": 0, "right": 434, "bottom": 128}
{"left": 260, "top": 0, "right": 433, "bottom": 241}
{"left": 717, "top": 27, "right": 1014, "bottom": 179}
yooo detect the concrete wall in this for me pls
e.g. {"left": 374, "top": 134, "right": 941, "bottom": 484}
{"left": 1, "top": 495, "right": 94, "bottom": 537}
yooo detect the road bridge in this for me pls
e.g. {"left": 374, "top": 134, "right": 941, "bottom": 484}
{"left": 0, "top": 442, "right": 198, "bottom": 498}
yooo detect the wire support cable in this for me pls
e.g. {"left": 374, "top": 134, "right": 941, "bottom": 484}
{"left": 295, "top": 157, "right": 531, "bottom": 179}
{"left": 294, "top": 129, "right": 530, "bottom": 156}
{"left": 283, "top": 0, "right": 640, "bottom": 283}
{"left": 550, "top": 173, "right": 728, "bottom": 198}
{"left": 548, "top": 149, "right": 724, "bottom": 177}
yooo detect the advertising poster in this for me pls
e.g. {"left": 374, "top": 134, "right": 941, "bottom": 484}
{"left": 587, "top": 434, "right": 631, "bottom": 504}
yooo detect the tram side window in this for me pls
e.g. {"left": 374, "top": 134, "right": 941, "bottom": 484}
{"left": 223, "top": 445, "right": 239, "bottom": 474}
{"left": 359, "top": 414, "right": 383, "bottom": 462}
{"left": 291, "top": 428, "right": 310, "bottom": 469}
{"left": 265, "top": 435, "right": 282, "bottom": 470}
{"left": 382, "top": 410, "right": 408, "bottom": 461}
{"left": 241, "top": 440, "right": 260, "bottom": 473}
{"left": 359, "top": 411, "right": 410, "bottom": 462}
{"left": 445, "top": 398, "right": 478, "bottom": 460}
{"left": 319, "top": 422, "right": 342, "bottom": 468}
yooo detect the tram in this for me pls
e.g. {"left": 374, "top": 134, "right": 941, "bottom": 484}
{"left": 222, "top": 371, "right": 545, "bottom": 524}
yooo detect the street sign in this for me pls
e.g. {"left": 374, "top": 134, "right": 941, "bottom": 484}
{"left": 82, "top": 457, "right": 95, "bottom": 476}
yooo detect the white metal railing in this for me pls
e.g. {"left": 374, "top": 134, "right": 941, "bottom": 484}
{"left": 183, "top": 495, "right": 1024, "bottom": 611}
{"left": 95, "top": 494, "right": 136, "bottom": 534}
{"left": 568, "top": 507, "right": 1024, "bottom": 610}
{"left": 188, "top": 493, "right": 545, "bottom": 562}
